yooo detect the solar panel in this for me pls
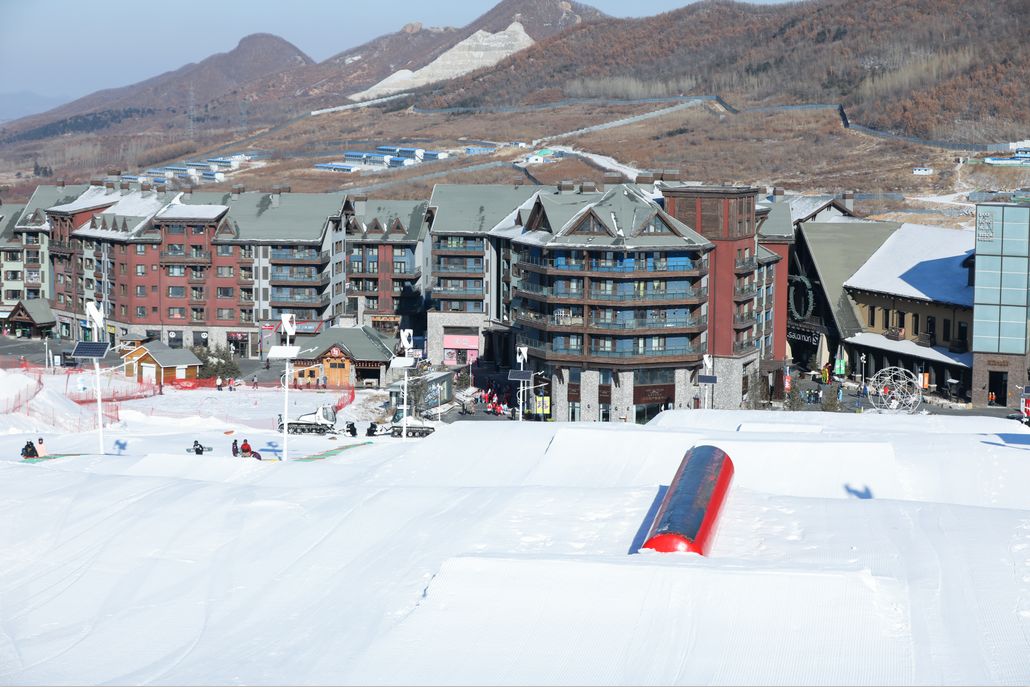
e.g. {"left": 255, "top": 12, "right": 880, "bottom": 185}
{"left": 508, "top": 370, "right": 535, "bottom": 382}
{"left": 70, "top": 341, "right": 111, "bottom": 359}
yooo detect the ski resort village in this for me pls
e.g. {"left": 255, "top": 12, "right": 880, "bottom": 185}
{"left": 2, "top": 0, "right": 1030, "bottom": 684}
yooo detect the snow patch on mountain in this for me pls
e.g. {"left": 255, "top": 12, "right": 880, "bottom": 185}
{"left": 352, "top": 22, "right": 534, "bottom": 101}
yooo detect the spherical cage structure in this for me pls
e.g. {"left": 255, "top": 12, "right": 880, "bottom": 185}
{"left": 869, "top": 366, "right": 922, "bottom": 414}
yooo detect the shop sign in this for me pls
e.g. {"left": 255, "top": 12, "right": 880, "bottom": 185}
{"left": 787, "top": 326, "right": 821, "bottom": 346}
{"left": 329, "top": 346, "right": 344, "bottom": 358}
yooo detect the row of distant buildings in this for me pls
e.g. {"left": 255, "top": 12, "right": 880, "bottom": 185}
{"left": 1, "top": 175, "right": 1027, "bottom": 416}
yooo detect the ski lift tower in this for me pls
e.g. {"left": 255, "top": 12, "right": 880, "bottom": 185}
{"left": 72, "top": 301, "right": 111, "bottom": 455}
{"left": 267, "top": 314, "right": 299, "bottom": 462}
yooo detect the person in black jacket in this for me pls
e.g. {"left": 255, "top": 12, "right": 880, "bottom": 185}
{"left": 21, "top": 441, "right": 38, "bottom": 459}
{"left": 192, "top": 440, "right": 204, "bottom": 455}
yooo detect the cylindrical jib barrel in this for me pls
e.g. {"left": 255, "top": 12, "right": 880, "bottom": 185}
{"left": 642, "top": 445, "right": 734, "bottom": 555}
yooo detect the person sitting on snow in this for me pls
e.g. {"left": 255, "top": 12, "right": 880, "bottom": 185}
{"left": 240, "top": 439, "right": 252, "bottom": 457}
{"left": 21, "top": 441, "right": 38, "bottom": 459}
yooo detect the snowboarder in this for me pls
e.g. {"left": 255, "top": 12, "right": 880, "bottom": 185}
{"left": 216, "top": 376, "right": 223, "bottom": 391}
{"left": 240, "top": 439, "right": 252, "bottom": 457}
{"left": 231, "top": 439, "right": 239, "bottom": 457}
{"left": 36, "top": 437, "right": 47, "bottom": 458}
{"left": 21, "top": 441, "right": 38, "bottom": 459}
{"left": 192, "top": 440, "right": 204, "bottom": 456}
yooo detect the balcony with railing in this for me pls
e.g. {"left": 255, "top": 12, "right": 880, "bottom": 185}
{"left": 269, "top": 292, "right": 330, "bottom": 307}
{"left": 269, "top": 249, "right": 329, "bottom": 265}
{"left": 160, "top": 250, "right": 212, "bottom": 265}
{"left": 432, "top": 241, "right": 485, "bottom": 254}
{"left": 733, "top": 283, "right": 758, "bottom": 301}
{"left": 734, "top": 256, "right": 758, "bottom": 274}
{"left": 589, "top": 315, "right": 706, "bottom": 332}
{"left": 434, "top": 285, "right": 485, "bottom": 298}
{"left": 435, "top": 262, "right": 484, "bottom": 274}
{"left": 733, "top": 312, "right": 757, "bottom": 328}
{"left": 587, "top": 287, "right": 707, "bottom": 303}
{"left": 588, "top": 345, "right": 698, "bottom": 359}
{"left": 516, "top": 253, "right": 709, "bottom": 277}
{"left": 733, "top": 339, "right": 757, "bottom": 355}
{"left": 270, "top": 269, "right": 329, "bottom": 287}
{"left": 514, "top": 309, "right": 585, "bottom": 330}
{"left": 49, "top": 240, "right": 74, "bottom": 255}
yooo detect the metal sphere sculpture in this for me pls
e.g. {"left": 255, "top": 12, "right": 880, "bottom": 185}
{"left": 869, "top": 366, "right": 922, "bottom": 414}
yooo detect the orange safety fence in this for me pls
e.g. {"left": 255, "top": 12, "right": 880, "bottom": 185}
{"left": 0, "top": 373, "right": 44, "bottom": 414}
{"left": 334, "top": 387, "right": 356, "bottom": 412}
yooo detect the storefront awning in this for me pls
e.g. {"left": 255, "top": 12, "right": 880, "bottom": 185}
{"left": 846, "top": 332, "right": 971, "bottom": 369}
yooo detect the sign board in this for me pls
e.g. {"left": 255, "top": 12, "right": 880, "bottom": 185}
{"left": 784, "top": 374, "right": 793, "bottom": 392}
{"left": 267, "top": 345, "right": 300, "bottom": 360}
{"left": 698, "top": 374, "right": 718, "bottom": 384}
{"left": 516, "top": 346, "right": 528, "bottom": 364}
{"left": 787, "top": 326, "right": 821, "bottom": 346}
{"left": 508, "top": 370, "right": 534, "bottom": 382}
{"left": 400, "top": 329, "right": 414, "bottom": 351}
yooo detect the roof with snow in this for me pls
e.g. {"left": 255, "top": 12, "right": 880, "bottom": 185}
{"left": 845, "top": 331, "right": 972, "bottom": 368}
{"left": 47, "top": 185, "right": 126, "bottom": 214}
{"left": 428, "top": 184, "right": 538, "bottom": 235}
{"left": 496, "top": 186, "right": 712, "bottom": 251}
{"left": 155, "top": 203, "right": 229, "bottom": 222}
{"left": 800, "top": 220, "right": 901, "bottom": 338}
{"left": 844, "top": 224, "right": 974, "bottom": 308}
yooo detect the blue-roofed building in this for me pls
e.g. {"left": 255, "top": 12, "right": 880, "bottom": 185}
{"left": 465, "top": 146, "right": 495, "bottom": 156}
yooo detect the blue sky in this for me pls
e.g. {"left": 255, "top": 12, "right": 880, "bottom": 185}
{"left": 0, "top": 0, "right": 784, "bottom": 99}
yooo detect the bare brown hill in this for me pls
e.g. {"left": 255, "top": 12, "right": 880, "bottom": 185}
{"left": 1, "top": 34, "right": 313, "bottom": 144}
{"left": 423, "top": 0, "right": 1028, "bottom": 142}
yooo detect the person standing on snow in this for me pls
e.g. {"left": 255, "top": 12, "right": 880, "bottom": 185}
{"left": 216, "top": 376, "right": 223, "bottom": 391}
{"left": 193, "top": 440, "right": 204, "bottom": 455}
{"left": 232, "top": 439, "right": 239, "bottom": 457}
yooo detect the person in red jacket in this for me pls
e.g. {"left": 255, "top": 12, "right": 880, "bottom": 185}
{"left": 240, "top": 439, "right": 252, "bottom": 457}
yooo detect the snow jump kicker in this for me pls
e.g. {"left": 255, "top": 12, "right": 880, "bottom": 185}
{"left": 641, "top": 444, "right": 734, "bottom": 555}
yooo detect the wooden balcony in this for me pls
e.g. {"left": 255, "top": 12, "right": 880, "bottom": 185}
{"left": 916, "top": 332, "right": 936, "bottom": 347}
{"left": 885, "top": 327, "right": 905, "bottom": 341}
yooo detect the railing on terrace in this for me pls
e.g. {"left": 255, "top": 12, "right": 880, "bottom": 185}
{"left": 432, "top": 242, "right": 485, "bottom": 252}
{"left": 434, "top": 287, "right": 485, "bottom": 296}
{"left": 435, "top": 264, "right": 484, "bottom": 273}
{"left": 589, "top": 315, "right": 706, "bottom": 330}
{"left": 517, "top": 254, "right": 708, "bottom": 273}
{"left": 588, "top": 288, "right": 706, "bottom": 301}
{"left": 588, "top": 346, "right": 697, "bottom": 358}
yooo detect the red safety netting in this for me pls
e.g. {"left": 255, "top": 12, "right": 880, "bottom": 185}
{"left": 0, "top": 372, "right": 44, "bottom": 413}
{"left": 334, "top": 387, "right": 356, "bottom": 412}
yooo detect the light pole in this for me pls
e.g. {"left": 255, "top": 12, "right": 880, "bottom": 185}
{"left": 268, "top": 314, "right": 299, "bottom": 462}
{"left": 390, "top": 355, "right": 415, "bottom": 439}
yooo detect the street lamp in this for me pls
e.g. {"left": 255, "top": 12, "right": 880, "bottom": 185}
{"left": 390, "top": 355, "right": 415, "bottom": 439}
{"left": 267, "top": 314, "right": 299, "bottom": 462}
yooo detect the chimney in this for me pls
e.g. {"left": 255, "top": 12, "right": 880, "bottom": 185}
{"left": 184, "top": 185, "right": 193, "bottom": 199}
{"left": 558, "top": 180, "right": 575, "bottom": 193}
{"left": 842, "top": 190, "right": 855, "bottom": 212}
{"left": 773, "top": 187, "right": 785, "bottom": 202}
{"left": 279, "top": 185, "right": 291, "bottom": 193}
{"left": 104, "top": 180, "right": 115, "bottom": 191}
{"left": 56, "top": 178, "right": 65, "bottom": 188}
{"left": 231, "top": 184, "right": 244, "bottom": 199}
{"left": 603, "top": 171, "right": 622, "bottom": 188}
{"left": 156, "top": 183, "right": 166, "bottom": 194}
{"left": 141, "top": 181, "right": 152, "bottom": 193}
{"left": 635, "top": 173, "right": 654, "bottom": 185}
{"left": 580, "top": 181, "right": 597, "bottom": 193}
{"left": 119, "top": 181, "right": 130, "bottom": 192}
{"left": 107, "top": 168, "right": 121, "bottom": 176}
{"left": 663, "top": 169, "right": 681, "bottom": 182}
{"left": 270, "top": 188, "right": 280, "bottom": 208}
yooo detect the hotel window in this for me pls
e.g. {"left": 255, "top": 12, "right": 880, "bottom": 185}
{"left": 136, "top": 306, "right": 145, "bottom": 317}
{"left": 216, "top": 266, "right": 234, "bottom": 278}
{"left": 136, "top": 244, "right": 146, "bottom": 255}
{"left": 911, "top": 314, "right": 919, "bottom": 336}
{"left": 897, "top": 311, "right": 906, "bottom": 330}
{"left": 217, "top": 245, "right": 234, "bottom": 256}
{"left": 167, "top": 307, "right": 185, "bottom": 319}
{"left": 217, "top": 287, "right": 234, "bottom": 299}
{"left": 216, "top": 308, "right": 234, "bottom": 320}
{"left": 167, "top": 265, "right": 185, "bottom": 277}
{"left": 191, "top": 225, "right": 205, "bottom": 235}
{"left": 135, "top": 285, "right": 146, "bottom": 296}
{"left": 167, "top": 286, "right": 185, "bottom": 298}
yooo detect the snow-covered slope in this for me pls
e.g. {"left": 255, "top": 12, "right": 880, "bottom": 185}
{"left": 1, "top": 383, "right": 1029, "bottom": 684}
{"left": 351, "top": 22, "right": 535, "bottom": 101}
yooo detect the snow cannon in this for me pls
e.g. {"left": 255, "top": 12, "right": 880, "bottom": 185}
{"left": 641, "top": 445, "right": 734, "bottom": 556}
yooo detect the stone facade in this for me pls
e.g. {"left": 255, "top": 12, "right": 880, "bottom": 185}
{"left": 971, "top": 351, "right": 1026, "bottom": 407}
{"left": 426, "top": 310, "right": 487, "bottom": 364}
{"left": 711, "top": 352, "right": 758, "bottom": 409}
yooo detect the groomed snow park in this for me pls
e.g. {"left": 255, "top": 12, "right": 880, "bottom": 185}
{"left": 1, "top": 368, "right": 1029, "bottom": 685}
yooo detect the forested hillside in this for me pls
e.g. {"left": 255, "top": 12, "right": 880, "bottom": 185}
{"left": 424, "top": 0, "right": 1028, "bottom": 142}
